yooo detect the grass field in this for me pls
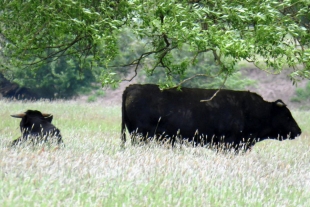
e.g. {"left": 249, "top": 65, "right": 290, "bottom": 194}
{"left": 0, "top": 99, "right": 309, "bottom": 206}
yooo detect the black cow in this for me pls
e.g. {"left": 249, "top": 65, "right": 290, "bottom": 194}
{"left": 11, "top": 110, "right": 63, "bottom": 146}
{"left": 121, "top": 84, "right": 301, "bottom": 151}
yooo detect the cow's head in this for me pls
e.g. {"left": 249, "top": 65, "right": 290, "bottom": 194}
{"left": 270, "top": 100, "right": 301, "bottom": 140}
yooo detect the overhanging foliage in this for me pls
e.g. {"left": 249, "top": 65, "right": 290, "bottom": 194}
{"left": 0, "top": 0, "right": 309, "bottom": 87}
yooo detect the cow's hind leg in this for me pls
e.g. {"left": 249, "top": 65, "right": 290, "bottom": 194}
{"left": 120, "top": 129, "right": 126, "bottom": 148}
{"left": 171, "top": 135, "right": 176, "bottom": 148}
{"left": 131, "top": 129, "right": 139, "bottom": 146}
{"left": 192, "top": 130, "right": 199, "bottom": 147}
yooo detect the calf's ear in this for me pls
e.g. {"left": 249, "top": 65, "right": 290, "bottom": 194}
{"left": 42, "top": 113, "right": 52, "bottom": 118}
{"left": 44, "top": 115, "right": 53, "bottom": 123}
{"left": 11, "top": 113, "right": 26, "bottom": 118}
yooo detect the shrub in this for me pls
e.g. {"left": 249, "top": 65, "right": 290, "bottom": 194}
{"left": 1, "top": 56, "right": 101, "bottom": 99}
{"left": 291, "top": 81, "right": 310, "bottom": 103}
{"left": 87, "top": 95, "right": 97, "bottom": 103}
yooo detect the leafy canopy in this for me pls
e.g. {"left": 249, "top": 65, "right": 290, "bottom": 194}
{"left": 0, "top": 0, "right": 309, "bottom": 88}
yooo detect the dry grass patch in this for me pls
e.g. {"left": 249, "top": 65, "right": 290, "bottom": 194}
{"left": 0, "top": 100, "right": 309, "bottom": 206}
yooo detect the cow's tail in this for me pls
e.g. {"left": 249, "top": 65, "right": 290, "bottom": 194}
{"left": 121, "top": 89, "right": 127, "bottom": 148}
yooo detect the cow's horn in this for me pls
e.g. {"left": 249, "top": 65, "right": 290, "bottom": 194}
{"left": 42, "top": 113, "right": 52, "bottom": 117}
{"left": 11, "top": 113, "right": 26, "bottom": 118}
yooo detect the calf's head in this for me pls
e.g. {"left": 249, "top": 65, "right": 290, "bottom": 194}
{"left": 11, "top": 110, "right": 54, "bottom": 135}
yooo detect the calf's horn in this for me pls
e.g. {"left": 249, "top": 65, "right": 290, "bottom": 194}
{"left": 11, "top": 113, "right": 26, "bottom": 118}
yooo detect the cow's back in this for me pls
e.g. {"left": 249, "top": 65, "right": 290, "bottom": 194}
{"left": 122, "top": 84, "right": 252, "bottom": 140}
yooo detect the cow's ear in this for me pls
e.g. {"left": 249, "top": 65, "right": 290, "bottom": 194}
{"left": 11, "top": 113, "right": 26, "bottom": 118}
{"left": 275, "top": 100, "right": 286, "bottom": 107}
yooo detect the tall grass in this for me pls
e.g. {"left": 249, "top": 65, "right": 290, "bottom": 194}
{"left": 0, "top": 99, "right": 309, "bottom": 206}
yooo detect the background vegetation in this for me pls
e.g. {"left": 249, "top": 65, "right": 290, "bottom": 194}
{"left": 0, "top": 100, "right": 309, "bottom": 206}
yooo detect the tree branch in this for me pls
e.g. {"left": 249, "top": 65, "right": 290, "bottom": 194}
{"left": 23, "top": 34, "right": 89, "bottom": 66}
{"left": 200, "top": 74, "right": 229, "bottom": 102}
{"left": 122, "top": 44, "right": 177, "bottom": 82}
